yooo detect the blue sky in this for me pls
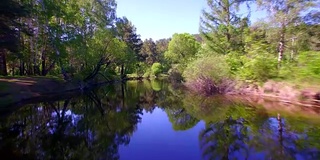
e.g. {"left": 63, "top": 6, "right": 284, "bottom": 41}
{"left": 116, "top": 0, "right": 266, "bottom": 40}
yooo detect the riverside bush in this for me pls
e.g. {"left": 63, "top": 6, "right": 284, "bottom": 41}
{"left": 184, "top": 55, "right": 230, "bottom": 83}
{"left": 295, "top": 51, "right": 320, "bottom": 81}
{"left": 238, "top": 53, "right": 278, "bottom": 82}
{"left": 151, "top": 62, "right": 163, "bottom": 76}
{"left": 183, "top": 55, "right": 232, "bottom": 95}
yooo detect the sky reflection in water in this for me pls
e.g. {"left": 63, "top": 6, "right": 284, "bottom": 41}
{"left": 0, "top": 80, "right": 320, "bottom": 160}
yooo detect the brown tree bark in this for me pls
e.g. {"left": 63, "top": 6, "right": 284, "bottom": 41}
{"left": 19, "top": 59, "right": 24, "bottom": 76}
{"left": 41, "top": 51, "right": 46, "bottom": 76}
{"left": 120, "top": 64, "right": 125, "bottom": 79}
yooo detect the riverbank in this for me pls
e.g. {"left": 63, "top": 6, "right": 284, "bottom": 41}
{"left": 0, "top": 76, "right": 115, "bottom": 110}
{"left": 234, "top": 80, "right": 320, "bottom": 106}
{"left": 184, "top": 77, "right": 320, "bottom": 107}
{"left": 0, "top": 77, "right": 72, "bottom": 107}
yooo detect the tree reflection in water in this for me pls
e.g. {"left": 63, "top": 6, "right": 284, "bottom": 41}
{"left": 0, "top": 84, "right": 143, "bottom": 160}
{"left": 200, "top": 117, "right": 249, "bottom": 160}
{"left": 1, "top": 79, "right": 320, "bottom": 160}
{"left": 198, "top": 112, "right": 320, "bottom": 160}
{"left": 179, "top": 93, "right": 320, "bottom": 159}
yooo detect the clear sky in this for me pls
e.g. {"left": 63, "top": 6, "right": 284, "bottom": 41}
{"left": 116, "top": 0, "right": 266, "bottom": 41}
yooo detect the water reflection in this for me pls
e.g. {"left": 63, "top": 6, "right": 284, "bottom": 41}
{"left": 0, "top": 87, "right": 143, "bottom": 160}
{"left": 0, "top": 79, "right": 320, "bottom": 160}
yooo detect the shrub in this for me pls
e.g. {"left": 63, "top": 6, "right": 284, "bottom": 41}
{"left": 151, "top": 62, "right": 163, "bottom": 76}
{"left": 295, "top": 51, "right": 320, "bottom": 81}
{"left": 183, "top": 55, "right": 232, "bottom": 94}
{"left": 143, "top": 68, "right": 152, "bottom": 78}
{"left": 135, "top": 62, "right": 148, "bottom": 77}
{"left": 168, "top": 68, "right": 184, "bottom": 83}
{"left": 278, "top": 61, "right": 296, "bottom": 80}
{"left": 225, "top": 52, "right": 245, "bottom": 75}
{"left": 183, "top": 54, "right": 231, "bottom": 83}
{"left": 238, "top": 53, "right": 278, "bottom": 82}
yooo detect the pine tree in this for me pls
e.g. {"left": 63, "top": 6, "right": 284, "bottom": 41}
{"left": 257, "top": 0, "right": 316, "bottom": 66}
{"left": 200, "top": 0, "right": 251, "bottom": 54}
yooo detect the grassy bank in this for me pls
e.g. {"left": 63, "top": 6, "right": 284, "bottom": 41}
{"left": 179, "top": 51, "right": 320, "bottom": 106}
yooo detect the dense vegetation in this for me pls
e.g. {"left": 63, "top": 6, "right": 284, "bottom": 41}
{"left": 1, "top": 0, "right": 319, "bottom": 94}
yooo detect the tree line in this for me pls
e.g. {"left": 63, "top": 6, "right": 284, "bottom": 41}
{"left": 0, "top": 0, "right": 169, "bottom": 81}
{"left": 164, "top": 0, "right": 320, "bottom": 93}
{"left": 1, "top": 0, "right": 319, "bottom": 87}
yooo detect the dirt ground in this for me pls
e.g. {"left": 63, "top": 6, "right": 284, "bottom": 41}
{"left": 0, "top": 77, "right": 69, "bottom": 107}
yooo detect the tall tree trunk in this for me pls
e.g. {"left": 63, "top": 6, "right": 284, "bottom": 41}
{"left": 0, "top": 49, "right": 8, "bottom": 76}
{"left": 120, "top": 64, "right": 125, "bottom": 79}
{"left": 278, "top": 23, "right": 286, "bottom": 68}
{"left": 12, "top": 66, "right": 14, "bottom": 76}
{"left": 41, "top": 53, "right": 46, "bottom": 76}
{"left": 20, "top": 59, "right": 24, "bottom": 76}
{"left": 42, "top": 61, "right": 55, "bottom": 76}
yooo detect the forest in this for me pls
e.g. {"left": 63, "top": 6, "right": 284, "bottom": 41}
{"left": 1, "top": 1, "right": 320, "bottom": 159}
{"left": 1, "top": 0, "right": 320, "bottom": 100}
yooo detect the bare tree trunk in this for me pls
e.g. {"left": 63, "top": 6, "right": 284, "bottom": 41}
{"left": 19, "top": 24, "right": 24, "bottom": 76}
{"left": 41, "top": 52, "right": 46, "bottom": 76}
{"left": 12, "top": 66, "right": 14, "bottom": 76}
{"left": 20, "top": 59, "right": 24, "bottom": 76}
{"left": 120, "top": 64, "right": 125, "bottom": 79}
{"left": 0, "top": 49, "right": 8, "bottom": 76}
{"left": 42, "top": 61, "right": 55, "bottom": 76}
{"left": 34, "top": 15, "right": 39, "bottom": 75}
{"left": 278, "top": 24, "right": 286, "bottom": 68}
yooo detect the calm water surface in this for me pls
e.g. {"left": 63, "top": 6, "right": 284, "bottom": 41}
{"left": 1, "top": 80, "right": 320, "bottom": 160}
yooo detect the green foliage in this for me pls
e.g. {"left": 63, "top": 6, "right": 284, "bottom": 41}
{"left": 295, "top": 51, "right": 320, "bottom": 80}
{"left": 151, "top": 80, "right": 162, "bottom": 91}
{"left": 143, "top": 68, "right": 152, "bottom": 78}
{"left": 238, "top": 53, "right": 278, "bottom": 82}
{"left": 168, "top": 67, "right": 184, "bottom": 83}
{"left": 164, "top": 33, "right": 200, "bottom": 65}
{"left": 151, "top": 62, "right": 163, "bottom": 76}
{"left": 183, "top": 54, "right": 231, "bottom": 83}
{"left": 200, "top": 0, "right": 250, "bottom": 54}
{"left": 155, "top": 38, "right": 170, "bottom": 55}
{"left": 278, "top": 61, "right": 296, "bottom": 79}
{"left": 135, "top": 62, "right": 148, "bottom": 77}
{"left": 225, "top": 52, "right": 244, "bottom": 76}
{"left": 115, "top": 17, "right": 143, "bottom": 55}
{"left": 139, "top": 38, "right": 158, "bottom": 65}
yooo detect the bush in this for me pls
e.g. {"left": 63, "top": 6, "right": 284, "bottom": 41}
{"left": 168, "top": 68, "right": 184, "bottom": 83}
{"left": 183, "top": 54, "right": 231, "bottom": 83}
{"left": 136, "top": 62, "right": 148, "bottom": 77}
{"left": 295, "top": 51, "right": 320, "bottom": 81}
{"left": 151, "top": 62, "right": 163, "bottom": 76}
{"left": 183, "top": 55, "right": 233, "bottom": 94}
{"left": 238, "top": 53, "right": 278, "bottom": 82}
{"left": 143, "top": 68, "right": 152, "bottom": 78}
{"left": 278, "top": 61, "right": 296, "bottom": 80}
{"left": 225, "top": 52, "right": 245, "bottom": 76}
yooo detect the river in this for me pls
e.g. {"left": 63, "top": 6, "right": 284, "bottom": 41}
{"left": 1, "top": 79, "right": 320, "bottom": 160}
